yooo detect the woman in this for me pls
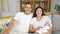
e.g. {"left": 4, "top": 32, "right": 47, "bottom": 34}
{"left": 29, "top": 6, "right": 52, "bottom": 34}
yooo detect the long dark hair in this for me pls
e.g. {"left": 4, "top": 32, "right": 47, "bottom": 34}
{"left": 32, "top": 6, "right": 45, "bottom": 18}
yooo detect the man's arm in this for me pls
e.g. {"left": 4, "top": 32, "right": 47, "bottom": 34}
{"left": 44, "top": 11, "right": 60, "bottom": 15}
{"left": 7, "top": 19, "right": 16, "bottom": 32}
{"left": 2, "top": 19, "right": 17, "bottom": 34}
{"left": 43, "top": 22, "right": 52, "bottom": 34}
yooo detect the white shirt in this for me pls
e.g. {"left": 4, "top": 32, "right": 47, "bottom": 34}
{"left": 12, "top": 12, "right": 32, "bottom": 32}
{"left": 31, "top": 16, "right": 52, "bottom": 34}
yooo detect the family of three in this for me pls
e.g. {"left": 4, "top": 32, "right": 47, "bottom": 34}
{"left": 2, "top": 2, "right": 52, "bottom": 34}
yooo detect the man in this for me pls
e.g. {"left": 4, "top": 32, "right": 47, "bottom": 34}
{"left": 2, "top": 2, "right": 32, "bottom": 34}
{"left": 2, "top": 2, "right": 52, "bottom": 34}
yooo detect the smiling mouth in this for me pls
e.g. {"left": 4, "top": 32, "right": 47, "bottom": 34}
{"left": 37, "top": 13, "right": 40, "bottom": 14}
{"left": 26, "top": 10, "right": 30, "bottom": 11}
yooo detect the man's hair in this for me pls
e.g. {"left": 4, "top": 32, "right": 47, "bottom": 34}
{"left": 25, "top": 2, "right": 31, "bottom": 5}
{"left": 25, "top": 2, "right": 31, "bottom": 6}
{"left": 24, "top": 2, "right": 32, "bottom": 8}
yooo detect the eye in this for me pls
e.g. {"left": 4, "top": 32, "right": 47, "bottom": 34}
{"left": 40, "top": 11, "right": 41, "bottom": 12}
{"left": 26, "top": 7, "right": 28, "bottom": 8}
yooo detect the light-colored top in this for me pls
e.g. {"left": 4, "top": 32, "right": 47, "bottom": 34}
{"left": 12, "top": 12, "right": 32, "bottom": 32}
{"left": 31, "top": 16, "right": 52, "bottom": 34}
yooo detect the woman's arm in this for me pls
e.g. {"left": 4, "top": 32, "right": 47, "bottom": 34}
{"left": 29, "top": 24, "right": 35, "bottom": 32}
{"left": 43, "top": 22, "right": 52, "bottom": 34}
{"left": 29, "top": 24, "right": 41, "bottom": 33}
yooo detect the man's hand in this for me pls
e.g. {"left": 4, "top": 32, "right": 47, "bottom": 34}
{"left": 2, "top": 30, "right": 9, "bottom": 34}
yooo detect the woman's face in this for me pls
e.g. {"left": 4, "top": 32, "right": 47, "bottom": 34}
{"left": 36, "top": 8, "right": 42, "bottom": 17}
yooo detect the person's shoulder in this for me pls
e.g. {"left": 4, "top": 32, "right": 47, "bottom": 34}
{"left": 32, "top": 17, "right": 36, "bottom": 20}
{"left": 31, "top": 17, "right": 36, "bottom": 22}
{"left": 43, "top": 16, "right": 49, "bottom": 18}
{"left": 43, "top": 16, "right": 50, "bottom": 20}
{"left": 42, "top": 16, "right": 50, "bottom": 20}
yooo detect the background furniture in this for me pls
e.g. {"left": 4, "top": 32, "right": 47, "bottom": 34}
{"left": 20, "top": 0, "right": 51, "bottom": 12}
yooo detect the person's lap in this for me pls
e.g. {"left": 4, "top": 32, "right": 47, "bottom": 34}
{"left": 9, "top": 30, "right": 28, "bottom": 34}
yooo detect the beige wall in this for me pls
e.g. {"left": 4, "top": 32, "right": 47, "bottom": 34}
{"left": 51, "top": 0, "right": 60, "bottom": 11}
{"left": 0, "top": 0, "right": 2, "bottom": 17}
{"left": 51, "top": 0, "right": 60, "bottom": 34}
{"left": 0, "top": 0, "right": 20, "bottom": 17}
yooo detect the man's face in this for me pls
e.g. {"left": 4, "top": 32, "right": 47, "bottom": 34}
{"left": 24, "top": 4, "right": 32, "bottom": 14}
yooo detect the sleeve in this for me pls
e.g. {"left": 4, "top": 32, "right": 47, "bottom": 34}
{"left": 30, "top": 18, "right": 34, "bottom": 24}
{"left": 41, "top": 16, "right": 52, "bottom": 30}
{"left": 13, "top": 13, "right": 20, "bottom": 20}
{"left": 46, "top": 16, "right": 52, "bottom": 27}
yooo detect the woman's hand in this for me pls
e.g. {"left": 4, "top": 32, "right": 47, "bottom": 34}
{"left": 35, "top": 26, "right": 42, "bottom": 30}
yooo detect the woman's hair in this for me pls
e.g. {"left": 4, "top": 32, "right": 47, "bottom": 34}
{"left": 32, "top": 6, "right": 45, "bottom": 18}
